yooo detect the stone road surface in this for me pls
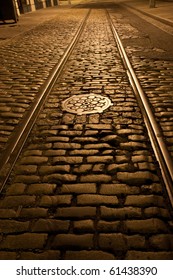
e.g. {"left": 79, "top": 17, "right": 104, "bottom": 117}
{"left": 0, "top": 1, "right": 173, "bottom": 260}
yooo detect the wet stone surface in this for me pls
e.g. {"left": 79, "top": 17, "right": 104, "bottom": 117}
{"left": 0, "top": 6, "right": 173, "bottom": 260}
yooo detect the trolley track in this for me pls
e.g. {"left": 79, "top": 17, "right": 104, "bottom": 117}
{"left": 0, "top": 9, "right": 91, "bottom": 192}
{"left": 0, "top": 7, "right": 173, "bottom": 211}
{"left": 0, "top": 5, "right": 173, "bottom": 260}
{"left": 106, "top": 10, "right": 173, "bottom": 208}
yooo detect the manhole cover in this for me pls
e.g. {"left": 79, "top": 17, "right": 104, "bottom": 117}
{"left": 62, "top": 94, "right": 113, "bottom": 115}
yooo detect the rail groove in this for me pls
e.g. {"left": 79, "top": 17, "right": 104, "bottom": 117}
{"left": 106, "top": 9, "right": 173, "bottom": 208}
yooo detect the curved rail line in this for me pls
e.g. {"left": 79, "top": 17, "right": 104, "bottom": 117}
{"left": 0, "top": 9, "right": 91, "bottom": 193}
{"left": 0, "top": 7, "right": 173, "bottom": 211}
{"left": 106, "top": 9, "right": 173, "bottom": 208}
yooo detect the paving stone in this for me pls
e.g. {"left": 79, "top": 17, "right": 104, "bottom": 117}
{"left": 120, "top": 142, "right": 147, "bottom": 150}
{"left": 43, "top": 174, "right": 77, "bottom": 183}
{"left": 73, "top": 137, "right": 98, "bottom": 143}
{"left": 101, "top": 206, "right": 142, "bottom": 220}
{"left": 60, "top": 183, "right": 97, "bottom": 194}
{"left": 69, "top": 149, "right": 99, "bottom": 155}
{"left": 62, "top": 114, "right": 76, "bottom": 124}
{"left": 115, "top": 155, "right": 130, "bottom": 163}
{"left": 108, "top": 163, "right": 131, "bottom": 172}
{"left": 80, "top": 174, "right": 112, "bottom": 183}
{"left": 100, "top": 184, "right": 140, "bottom": 195}
{"left": 44, "top": 149, "right": 66, "bottom": 156}
{"left": 20, "top": 250, "right": 61, "bottom": 260}
{"left": 131, "top": 154, "right": 153, "bottom": 163}
{"left": 39, "top": 165, "right": 70, "bottom": 174}
{"left": 0, "top": 252, "right": 17, "bottom": 260}
{"left": 65, "top": 250, "right": 116, "bottom": 260}
{"left": 23, "top": 150, "right": 43, "bottom": 156}
{"left": 149, "top": 234, "right": 173, "bottom": 250}
{"left": 51, "top": 234, "right": 93, "bottom": 249}
{"left": 0, "top": 196, "right": 36, "bottom": 208}
{"left": 73, "top": 164, "right": 93, "bottom": 173}
{"left": 20, "top": 156, "right": 48, "bottom": 165}
{"left": 100, "top": 135, "right": 124, "bottom": 144}
{"left": 97, "top": 221, "right": 120, "bottom": 232}
{"left": 77, "top": 194, "right": 118, "bottom": 206}
{"left": 125, "top": 218, "right": 169, "bottom": 234}
{"left": 55, "top": 207, "right": 96, "bottom": 218}
{"left": 13, "top": 171, "right": 40, "bottom": 182}
{"left": 26, "top": 183, "right": 56, "bottom": 195}
{"left": 126, "top": 235, "right": 146, "bottom": 249}
{"left": 52, "top": 156, "right": 83, "bottom": 164}
{"left": 74, "top": 220, "right": 95, "bottom": 233}
{"left": 32, "top": 219, "right": 70, "bottom": 232}
{"left": 86, "top": 124, "right": 112, "bottom": 130}
{"left": 46, "top": 136, "right": 69, "bottom": 142}
{"left": 19, "top": 208, "right": 48, "bottom": 218}
{"left": 15, "top": 165, "right": 37, "bottom": 174}
{"left": 0, "top": 233, "right": 47, "bottom": 249}
{"left": 84, "top": 143, "right": 111, "bottom": 149}
{"left": 125, "top": 195, "right": 165, "bottom": 207}
{"left": 117, "top": 129, "right": 142, "bottom": 135}
{"left": 125, "top": 251, "right": 173, "bottom": 260}
{"left": 99, "top": 233, "right": 127, "bottom": 252}
{"left": 0, "top": 209, "right": 17, "bottom": 218}
{"left": 0, "top": 220, "right": 29, "bottom": 233}
{"left": 53, "top": 143, "right": 81, "bottom": 149}
{"left": 144, "top": 207, "right": 171, "bottom": 219}
{"left": 141, "top": 183, "right": 163, "bottom": 194}
{"left": 39, "top": 195, "right": 72, "bottom": 207}
{"left": 117, "top": 171, "right": 159, "bottom": 185}
{"left": 87, "top": 156, "right": 113, "bottom": 163}
{"left": 6, "top": 183, "right": 26, "bottom": 195}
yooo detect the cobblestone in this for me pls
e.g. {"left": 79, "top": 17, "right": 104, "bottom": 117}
{"left": 80, "top": 174, "right": 112, "bottom": 182}
{"left": 97, "top": 221, "right": 120, "bottom": 232}
{"left": 101, "top": 206, "right": 142, "bottom": 219}
{"left": 99, "top": 233, "right": 127, "bottom": 252}
{"left": 117, "top": 171, "right": 159, "bottom": 185}
{"left": 26, "top": 183, "right": 57, "bottom": 195}
{"left": 32, "top": 219, "right": 70, "bottom": 233}
{"left": 149, "top": 234, "right": 173, "bottom": 250}
{"left": 19, "top": 251, "right": 61, "bottom": 260}
{"left": 77, "top": 194, "right": 119, "bottom": 206}
{"left": 60, "top": 183, "right": 97, "bottom": 194}
{"left": 55, "top": 207, "right": 96, "bottom": 218}
{"left": 125, "top": 195, "right": 165, "bottom": 207}
{"left": 65, "top": 250, "right": 115, "bottom": 260}
{"left": 0, "top": 220, "right": 30, "bottom": 233}
{"left": 0, "top": 5, "right": 172, "bottom": 260}
{"left": 100, "top": 184, "right": 140, "bottom": 195}
{"left": 0, "top": 233, "right": 47, "bottom": 249}
{"left": 19, "top": 208, "right": 48, "bottom": 218}
{"left": 73, "top": 220, "right": 95, "bottom": 233}
{"left": 125, "top": 251, "right": 173, "bottom": 260}
{"left": 0, "top": 196, "right": 36, "bottom": 208}
{"left": 39, "top": 195, "right": 72, "bottom": 207}
{"left": 125, "top": 218, "right": 169, "bottom": 234}
{"left": 51, "top": 234, "right": 93, "bottom": 249}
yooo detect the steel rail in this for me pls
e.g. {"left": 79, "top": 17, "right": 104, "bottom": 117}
{"left": 0, "top": 9, "right": 91, "bottom": 193}
{"left": 106, "top": 9, "right": 173, "bottom": 208}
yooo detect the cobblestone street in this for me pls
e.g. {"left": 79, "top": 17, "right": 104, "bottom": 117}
{"left": 0, "top": 1, "right": 173, "bottom": 260}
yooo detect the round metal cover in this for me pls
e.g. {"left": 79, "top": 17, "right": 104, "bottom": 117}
{"left": 62, "top": 94, "right": 113, "bottom": 115}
